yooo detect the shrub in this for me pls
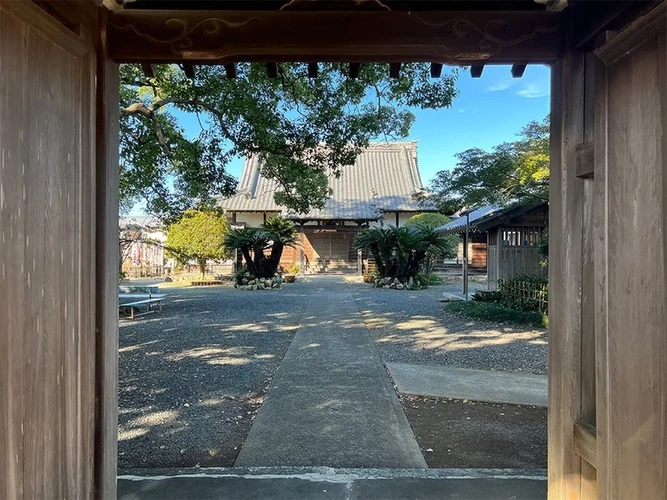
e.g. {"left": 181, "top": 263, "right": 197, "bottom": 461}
{"left": 429, "top": 274, "right": 443, "bottom": 285}
{"left": 472, "top": 290, "right": 503, "bottom": 303}
{"left": 498, "top": 275, "right": 548, "bottom": 313}
{"left": 444, "top": 301, "right": 548, "bottom": 328}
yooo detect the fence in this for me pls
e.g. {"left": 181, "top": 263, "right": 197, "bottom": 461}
{"left": 498, "top": 276, "right": 549, "bottom": 313}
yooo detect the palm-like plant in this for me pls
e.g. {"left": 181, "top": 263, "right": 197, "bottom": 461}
{"left": 224, "top": 216, "right": 297, "bottom": 279}
{"left": 355, "top": 224, "right": 457, "bottom": 284}
{"left": 355, "top": 227, "right": 394, "bottom": 277}
{"left": 263, "top": 216, "right": 298, "bottom": 274}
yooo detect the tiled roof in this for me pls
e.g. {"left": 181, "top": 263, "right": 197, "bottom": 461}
{"left": 217, "top": 142, "right": 428, "bottom": 220}
{"left": 435, "top": 201, "right": 548, "bottom": 234}
{"left": 435, "top": 204, "right": 503, "bottom": 234}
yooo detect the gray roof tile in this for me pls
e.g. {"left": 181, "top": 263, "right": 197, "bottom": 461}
{"left": 217, "top": 142, "right": 427, "bottom": 220}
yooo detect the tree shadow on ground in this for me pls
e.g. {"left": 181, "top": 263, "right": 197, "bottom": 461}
{"left": 118, "top": 282, "right": 313, "bottom": 469}
{"left": 349, "top": 282, "right": 548, "bottom": 375}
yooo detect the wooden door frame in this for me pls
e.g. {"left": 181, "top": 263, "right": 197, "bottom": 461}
{"left": 95, "top": 8, "right": 121, "bottom": 500}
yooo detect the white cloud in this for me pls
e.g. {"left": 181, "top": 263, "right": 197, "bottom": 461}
{"left": 486, "top": 82, "right": 512, "bottom": 92}
{"left": 516, "top": 83, "right": 549, "bottom": 98}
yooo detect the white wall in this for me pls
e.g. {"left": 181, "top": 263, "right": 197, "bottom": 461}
{"left": 398, "top": 213, "right": 413, "bottom": 226}
{"left": 235, "top": 212, "right": 265, "bottom": 228}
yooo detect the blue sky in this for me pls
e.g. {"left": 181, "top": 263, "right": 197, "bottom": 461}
{"left": 127, "top": 64, "right": 550, "bottom": 215}
{"left": 218, "top": 64, "right": 551, "bottom": 186}
{"left": 406, "top": 64, "right": 551, "bottom": 185}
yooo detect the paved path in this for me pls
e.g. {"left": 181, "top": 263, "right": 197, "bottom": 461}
{"left": 118, "top": 468, "right": 546, "bottom": 500}
{"left": 387, "top": 363, "right": 548, "bottom": 407}
{"left": 235, "top": 277, "right": 426, "bottom": 468}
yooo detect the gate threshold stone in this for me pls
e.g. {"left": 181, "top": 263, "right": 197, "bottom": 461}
{"left": 117, "top": 467, "right": 546, "bottom": 500}
{"left": 235, "top": 277, "right": 426, "bottom": 468}
{"left": 387, "top": 363, "right": 548, "bottom": 407}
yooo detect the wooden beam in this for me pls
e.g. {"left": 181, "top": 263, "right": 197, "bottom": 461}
{"left": 574, "top": 422, "right": 597, "bottom": 469}
{"left": 575, "top": 142, "right": 595, "bottom": 178}
{"left": 349, "top": 62, "right": 360, "bottom": 79}
{"left": 308, "top": 62, "right": 318, "bottom": 78}
{"left": 595, "top": 3, "right": 666, "bottom": 66}
{"left": 181, "top": 63, "right": 195, "bottom": 79}
{"left": 430, "top": 63, "right": 443, "bottom": 78}
{"left": 470, "top": 65, "right": 484, "bottom": 78}
{"left": 140, "top": 63, "right": 155, "bottom": 78}
{"left": 266, "top": 62, "right": 278, "bottom": 78}
{"left": 389, "top": 62, "right": 401, "bottom": 78}
{"left": 108, "top": 10, "right": 563, "bottom": 65}
{"left": 224, "top": 63, "right": 237, "bottom": 78}
{"left": 511, "top": 63, "right": 527, "bottom": 78}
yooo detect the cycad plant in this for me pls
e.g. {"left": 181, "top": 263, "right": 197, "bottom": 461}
{"left": 355, "top": 224, "right": 456, "bottom": 285}
{"left": 224, "top": 216, "right": 297, "bottom": 279}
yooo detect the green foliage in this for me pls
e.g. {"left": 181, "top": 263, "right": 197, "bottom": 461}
{"left": 472, "top": 290, "right": 503, "bottom": 303}
{"left": 444, "top": 301, "right": 548, "bottom": 328}
{"left": 224, "top": 216, "right": 297, "bottom": 279}
{"left": 355, "top": 224, "right": 455, "bottom": 283}
{"left": 472, "top": 276, "right": 548, "bottom": 314}
{"left": 426, "top": 116, "right": 550, "bottom": 213}
{"left": 120, "top": 63, "right": 459, "bottom": 222}
{"left": 404, "top": 212, "right": 450, "bottom": 230}
{"left": 537, "top": 227, "right": 549, "bottom": 267}
{"left": 498, "top": 275, "right": 549, "bottom": 313}
{"left": 166, "top": 209, "right": 231, "bottom": 277}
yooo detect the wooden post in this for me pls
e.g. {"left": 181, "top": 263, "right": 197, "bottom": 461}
{"left": 300, "top": 225, "right": 305, "bottom": 275}
{"left": 548, "top": 50, "right": 587, "bottom": 500}
{"left": 462, "top": 212, "right": 469, "bottom": 299}
{"left": 95, "top": 9, "right": 120, "bottom": 499}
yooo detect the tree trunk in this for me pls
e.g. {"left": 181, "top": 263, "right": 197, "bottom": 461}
{"left": 240, "top": 246, "right": 255, "bottom": 275}
{"left": 198, "top": 259, "right": 206, "bottom": 279}
{"left": 267, "top": 243, "right": 284, "bottom": 277}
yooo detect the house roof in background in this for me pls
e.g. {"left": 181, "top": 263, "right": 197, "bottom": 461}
{"left": 217, "top": 141, "right": 429, "bottom": 221}
{"left": 435, "top": 204, "right": 503, "bottom": 234}
{"left": 436, "top": 200, "right": 547, "bottom": 234}
{"left": 119, "top": 216, "right": 164, "bottom": 230}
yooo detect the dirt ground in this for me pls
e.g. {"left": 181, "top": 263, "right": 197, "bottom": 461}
{"left": 402, "top": 395, "right": 547, "bottom": 469}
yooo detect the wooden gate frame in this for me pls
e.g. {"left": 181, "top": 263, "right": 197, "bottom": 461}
{"left": 3, "top": 2, "right": 667, "bottom": 499}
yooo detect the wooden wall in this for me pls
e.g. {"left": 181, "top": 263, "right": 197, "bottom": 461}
{"left": 497, "top": 247, "right": 547, "bottom": 280}
{"left": 593, "top": 6, "right": 667, "bottom": 498}
{"left": 550, "top": 5, "right": 667, "bottom": 499}
{"left": 0, "top": 3, "right": 119, "bottom": 499}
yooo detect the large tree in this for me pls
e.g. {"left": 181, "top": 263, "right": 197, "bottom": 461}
{"left": 166, "top": 209, "right": 231, "bottom": 278}
{"left": 425, "top": 116, "right": 550, "bottom": 213}
{"left": 120, "top": 63, "right": 458, "bottom": 222}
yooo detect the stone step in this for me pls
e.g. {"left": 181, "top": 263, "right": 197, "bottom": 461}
{"left": 117, "top": 467, "right": 547, "bottom": 500}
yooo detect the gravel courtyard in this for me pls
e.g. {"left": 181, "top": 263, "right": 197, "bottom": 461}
{"left": 118, "top": 276, "right": 548, "bottom": 470}
{"left": 349, "top": 278, "right": 548, "bottom": 375}
{"left": 118, "top": 281, "right": 312, "bottom": 469}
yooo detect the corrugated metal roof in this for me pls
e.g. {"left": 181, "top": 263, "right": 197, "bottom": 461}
{"left": 217, "top": 142, "right": 427, "bottom": 220}
{"left": 435, "top": 204, "right": 503, "bottom": 234}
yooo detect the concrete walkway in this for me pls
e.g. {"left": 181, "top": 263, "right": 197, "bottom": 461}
{"left": 387, "top": 363, "right": 548, "bottom": 407}
{"left": 234, "top": 277, "right": 426, "bottom": 468}
{"left": 118, "top": 467, "right": 546, "bottom": 500}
